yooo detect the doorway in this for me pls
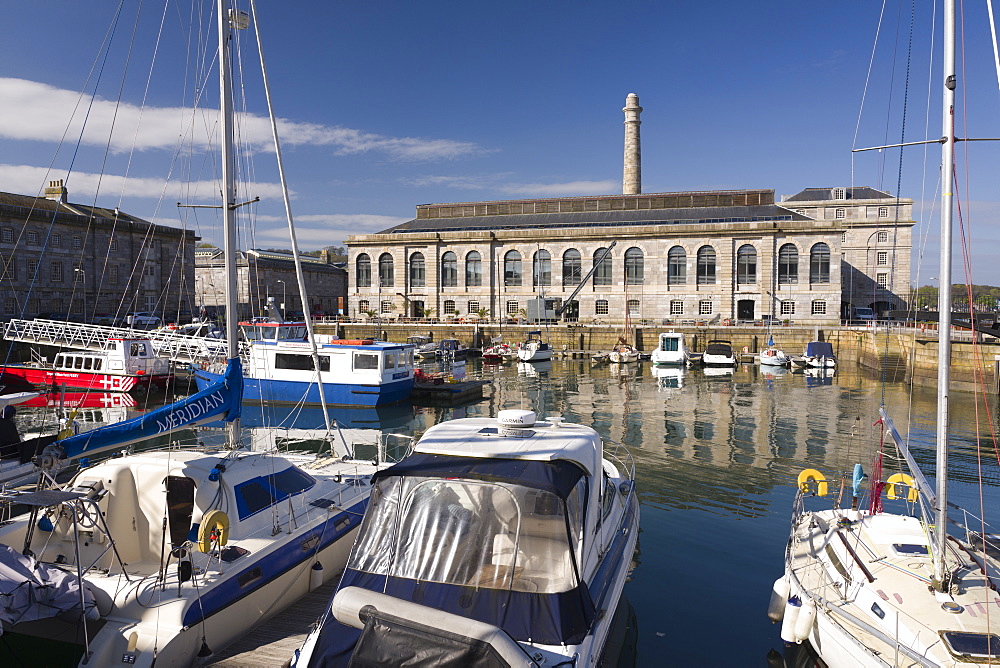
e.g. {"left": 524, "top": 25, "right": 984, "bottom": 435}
{"left": 737, "top": 300, "right": 755, "bottom": 322}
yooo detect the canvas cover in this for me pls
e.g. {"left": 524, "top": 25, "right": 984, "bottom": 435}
{"left": 805, "top": 341, "right": 835, "bottom": 358}
{"left": 0, "top": 544, "right": 99, "bottom": 633}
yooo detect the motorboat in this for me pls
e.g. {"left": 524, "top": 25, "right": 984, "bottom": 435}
{"left": 291, "top": 409, "right": 638, "bottom": 668}
{"left": 791, "top": 340, "right": 837, "bottom": 369}
{"left": 701, "top": 339, "right": 736, "bottom": 366}
{"left": 650, "top": 331, "right": 689, "bottom": 366}
{"left": 482, "top": 342, "right": 515, "bottom": 363}
{"left": 608, "top": 343, "right": 640, "bottom": 364}
{"left": 758, "top": 347, "right": 790, "bottom": 367}
{"left": 408, "top": 335, "right": 438, "bottom": 360}
{"left": 193, "top": 323, "right": 415, "bottom": 407}
{"left": 0, "top": 337, "right": 171, "bottom": 393}
{"left": 516, "top": 331, "right": 552, "bottom": 362}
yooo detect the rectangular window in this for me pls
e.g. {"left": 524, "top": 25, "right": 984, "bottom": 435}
{"left": 27, "top": 259, "right": 38, "bottom": 277}
{"left": 699, "top": 300, "right": 712, "bottom": 315}
{"left": 144, "top": 265, "right": 155, "bottom": 277}
{"left": 275, "top": 353, "right": 330, "bottom": 371}
{"left": 110, "top": 238, "right": 118, "bottom": 252}
{"left": 595, "top": 299, "right": 609, "bottom": 315}
{"left": 877, "top": 273, "right": 888, "bottom": 289}
{"left": 670, "top": 300, "right": 683, "bottom": 315}
{"left": 1, "top": 255, "right": 15, "bottom": 281}
{"left": 877, "top": 251, "right": 888, "bottom": 265}
{"left": 50, "top": 261, "right": 64, "bottom": 282}
{"left": 468, "top": 300, "right": 479, "bottom": 314}
{"left": 878, "top": 206, "right": 889, "bottom": 217}
{"left": 1, "top": 228, "right": 12, "bottom": 243}
{"left": 51, "top": 234, "right": 61, "bottom": 247}
{"left": 780, "top": 301, "right": 795, "bottom": 315}
{"left": 877, "top": 230, "right": 888, "bottom": 243}
{"left": 359, "top": 299, "right": 370, "bottom": 313}
{"left": 72, "top": 235, "right": 83, "bottom": 249}
{"left": 380, "top": 301, "right": 393, "bottom": 314}
{"left": 835, "top": 208, "right": 846, "bottom": 219}
{"left": 627, "top": 299, "right": 640, "bottom": 316}
{"left": 443, "top": 300, "right": 456, "bottom": 315}
{"left": 353, "top": 353, "right": 379, "bottom": 371}
{"left": 842, "top": 233, "right": 847, "bottom": 243}
{"left": 4, "top": 298, "right": 15, "bottom": 315}
{"left": 811, "top": 300, "right": 827, "bottom": 315}
{"left": 27, "top": 230, "right": 39, "bottom": 245}
{"left": 109, "top": 265, "right": 119, "bottom": 284}
{"left": 506, "top": 301, "right": 519, "bottom": 315}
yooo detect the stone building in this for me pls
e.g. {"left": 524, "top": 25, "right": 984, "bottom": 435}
{"left": 195, "top": 247, "right": 347, "bottom": 319}
{"left": 344, "top": 95, "right": 913, "bottom": 324}
{"left": 0, "top": 181, "right": 197, "bottom": 322}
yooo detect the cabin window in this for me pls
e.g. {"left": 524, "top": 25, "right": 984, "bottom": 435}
{"left": 262, "top": 327, "right": 277, "bottom": 340}
{"left": 941, "top": 632, "right": 1000, "bottom": 660}
{"left": 234, "top": 467, "right": 317, "bottom": 520}
{"left": 83, "top": 357, "right": 93, "bottom": 370}
{"left": 166, "top": 476, "right": 196, "bottom": 548}
{"left": 602, "top": 474, "right": 616, "bottom": 520}
{"left": 353, "top": 352, "right": 379, "bottom": 370}
{"left": 93, "top": 358, "right": 102, "bottom": 371}
{"left": 275, "top": 353, "right": 330, "bottom": 372}
{"left": 74, "top": 357, "right": 84, "bottom": 369}
{"left": 130, "top": 343, "right": 147, "bottom": 357}
{"left": 385, "top": 352, "right": 396, "bottom": 369}
{"left": 661, "top": 337, "right": 679, "bottom": 352}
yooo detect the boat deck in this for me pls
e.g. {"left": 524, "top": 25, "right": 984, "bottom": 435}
{"left": 201, "top": 580, "right": 336, "bottom": 667}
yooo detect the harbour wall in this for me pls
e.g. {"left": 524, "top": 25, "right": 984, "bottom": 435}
{"left": 321, "top": 322, "right": 1000, "bottom": 394}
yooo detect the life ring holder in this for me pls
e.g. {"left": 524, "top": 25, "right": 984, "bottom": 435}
{"left": 197, "top": 509, "right": 230, "bottom": 553}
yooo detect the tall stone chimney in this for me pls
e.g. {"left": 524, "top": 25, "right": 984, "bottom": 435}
{"left": 44, "top": 179, "right": 68, "bottom": 203}
{"left": 622, "top": 93, "right": 642, "bottom": 195}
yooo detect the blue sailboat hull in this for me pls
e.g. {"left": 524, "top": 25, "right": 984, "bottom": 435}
{"left": 192, "top": 369, "right": 413, "bottom": 407}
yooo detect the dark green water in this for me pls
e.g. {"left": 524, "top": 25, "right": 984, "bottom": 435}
{"left": 12, "top": 359, "right": 1000, "bottom": 666}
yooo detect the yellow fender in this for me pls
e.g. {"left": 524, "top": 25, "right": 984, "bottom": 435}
{"left": 797, "top": 469, "right": 828, "bottom": 497}
{"left": 197, "top": 510, "right": 230, "bottom": 553}
{"left": 886, "top": 473, "right": 918, "bottom": 502}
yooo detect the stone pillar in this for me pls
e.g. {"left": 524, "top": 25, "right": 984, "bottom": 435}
{"left": 622, "top": 93, "right": 642, "bottom": 195}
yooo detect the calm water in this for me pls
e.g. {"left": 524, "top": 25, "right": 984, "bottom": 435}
{"left": 13, "top": 359, "right": 1000, "bottom": 666}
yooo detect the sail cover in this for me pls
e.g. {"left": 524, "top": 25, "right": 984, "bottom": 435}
{"left": 55, "top": 359, "right": 244, "bottom": 461}
{"left": 0, "top": 544, "right": 99, "bottom": 633}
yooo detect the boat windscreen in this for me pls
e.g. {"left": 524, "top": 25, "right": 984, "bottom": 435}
{"left": 705, "top": 343, "right": 731, "bottom": 355}
{"left": 349, "top": 476, "right": 582, "bottom": 594}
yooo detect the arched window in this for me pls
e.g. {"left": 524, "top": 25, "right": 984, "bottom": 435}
{"left": 696, "top": 246, "right": 716, "bottom": 285}
{"left": 465, "top": 251, "right": 482, "bottom": 287}
{"left": 809, "top": 243, "right": 830, "bottom": 283}
{"left": 668, "top": 246, "right": 686, "bottom": 285}
{"left": 736, "top": 245, "right": 756, "bottom": 285}
{"left": 378, "top": 253, "right": 394, "bottom": 287}
{"left": 504, "top": 250, "right": 522, "bottom": 287}
{"left": 409, "top": 252, "right": 425, "bottom": 288}
{"left": 533, "top": 250, "right": 551, "bottom": 287}
{"left": 778, "top": 244, "right": 798, "bottom": 284}
{"left": 593, "top": 247, "right": 612, "bottom": 285}
{"left": 356, "top": 253, "right": 371, "bottom": 287}
{"left": 441, "top": 252, "right": 457, "bottom": 287}
{"left": 625, "top": 247, "right": 644, "bottom": 285}
{"left": 562, "top": 249, "right": 582, "bottom": 286}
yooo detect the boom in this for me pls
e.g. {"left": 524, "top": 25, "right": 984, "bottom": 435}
{"left": 555, "top": 241, "right": 617, "bottom": 317}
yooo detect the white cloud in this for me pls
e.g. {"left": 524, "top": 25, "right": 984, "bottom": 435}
{"left": 0, "top": 78, "right": 483, "bottom": 161}
{"left": 0, "top": 163, "right": 285, "bottom": 203}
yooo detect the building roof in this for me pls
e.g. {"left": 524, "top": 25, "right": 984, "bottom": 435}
{"left": 782, "top": 187, "right": 894, "bottom": 202}
{"left": 0, "top": 190, "right": 192, "bottom": 238}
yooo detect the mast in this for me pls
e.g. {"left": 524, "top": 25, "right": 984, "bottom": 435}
{"left": 934, "top": 0, "right": 956, "bottom": 589}
{"left": 218, "top": 0, "right": 242, "bottom": 445}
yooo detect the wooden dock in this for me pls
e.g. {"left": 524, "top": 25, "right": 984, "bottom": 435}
{"left": 201, "top": 580, "right": 336, "bottom": 667}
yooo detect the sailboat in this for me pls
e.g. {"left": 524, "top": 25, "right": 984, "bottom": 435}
{"left": 0, "top": 4, "right": 407, "bottom": 666}
{"left": 776, "top": 3, "right": 1000, "bottom": 664}
{"left": 758, "top": 335, "right": 789, "bottom": 367}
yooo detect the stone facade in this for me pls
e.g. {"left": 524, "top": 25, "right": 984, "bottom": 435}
{"left": 195, "top": 248, "right": 347, "bottom": 318}
{"left": 345, "top": 187, "right": 912, "bottom": 326}
{"left": 0, "top": 182, "right": 197, "bottom": 322}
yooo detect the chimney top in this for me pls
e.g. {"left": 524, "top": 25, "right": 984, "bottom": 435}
{"left": 44, "top": 179, "right": 68, "bottom": 204}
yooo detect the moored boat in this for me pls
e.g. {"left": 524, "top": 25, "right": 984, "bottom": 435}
{"left": 650, "top": 331, "right": 689, "bottom": 366}
{"left": 291, "top": 409, "right": 638, "bottom": 667}
{"left": 701, "top": 339, "right": 736, "bottom": 366}
{"left": 516, "top": 330, "right": 552, "bottom": 362}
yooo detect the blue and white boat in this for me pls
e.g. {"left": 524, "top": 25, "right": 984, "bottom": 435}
{"left": 292, "top": 409, "right": 639, "bottom": 667}
{"left": 192, "top": 321, "right": 414, "bottom": 407}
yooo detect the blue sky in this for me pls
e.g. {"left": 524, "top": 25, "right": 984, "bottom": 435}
{"left": 3, "top": 1, "right": 1000, "bottom": 285}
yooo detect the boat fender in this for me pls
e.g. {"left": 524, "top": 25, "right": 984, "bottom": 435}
{"left": 767, "top": 577, "right": 790, "bottom": 623}
{"left": 796, "top": 469, "right": 828, "bottom": 497}
{"left": 310, "top": 561, "right": 324, "bottom": 591}
{"left": 792, "top": 598, "right": 816, "bottom": 643}
{"left": 779, "top": 595, "right": 802, "bottom": 643}
{"left": 885, "top": 473, "right": 918, "bottom": 502}
{"left": 197, "top": 510, "right": 229, "bottom": 553}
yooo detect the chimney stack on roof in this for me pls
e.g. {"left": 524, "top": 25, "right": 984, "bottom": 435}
{"left": 622, "top": 93, "right": 642, "bottom": 195}
{"left": 44, "top": 179, "right": 68, "bottom": 203}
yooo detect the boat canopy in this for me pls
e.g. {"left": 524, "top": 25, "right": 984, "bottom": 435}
{"left": 805, "top": 341, "right": 835, "bottom": 358}
{"left": 705, "top": 342, "right": 732, "bottom": 355}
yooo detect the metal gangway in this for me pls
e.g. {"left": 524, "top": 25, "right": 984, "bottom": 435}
{"left": 3, "top": 319, "right": 230, "bottom": 364}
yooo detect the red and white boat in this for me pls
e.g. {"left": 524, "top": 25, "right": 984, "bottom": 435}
{"left": 0, "top": 337, "right": 171, "bottom": 393}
